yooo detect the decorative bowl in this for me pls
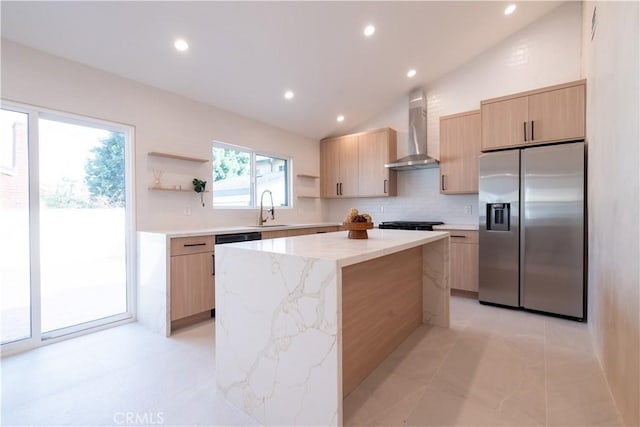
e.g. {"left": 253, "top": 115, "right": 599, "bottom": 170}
{"left": 344, "top": 221, "right": 374, "bottom": 239}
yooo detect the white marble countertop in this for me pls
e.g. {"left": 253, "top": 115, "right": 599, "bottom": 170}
{"left": 221, "top": 228, "right": 449, "bottom": 267}
{"left": 433, "top": 224, "right": 479, "bottom": 231}
{"left": 138, "top": 222, "right": 343, "bottom": 238}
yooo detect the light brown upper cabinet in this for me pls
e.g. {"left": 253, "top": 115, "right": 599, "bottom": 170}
{"left": 321, "top": 128, "right": 397, "bottom": 198}
{"left": 320, "top": 135, "right": 359, "bottom": 197}
{"left": 481, "top": 80, "right": 585, "bottom": 151}
{"left": 481, "top": 97, "right": 528, "bottom": 151}
{"left": 357, "top": 128, "right": 397, "bottom": 197}
{"left": 528, "top": 84, "right": 585, "bottom": 143}
{"left": 439, "top": 110, "right": 481, "bottom": 194}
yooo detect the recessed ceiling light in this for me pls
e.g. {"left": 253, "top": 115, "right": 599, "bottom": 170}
{"left": 174, "top": 39, "right": 189, "bottom": 51}
{"left": 337, "top": 115, "right": 345, "bottom": 122}
{"left": 364, "top": 25, "right": 376, "bottom": 37}
{"left": 407, "top": 69, "right": 417, "bottom": 78}
{"left": 504, "top": 4, "right": 517, "bottom": 15}
{"left": 284, "top": 90, "right": 294, "bottom": 100}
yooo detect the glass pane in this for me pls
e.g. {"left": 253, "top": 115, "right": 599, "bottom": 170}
{"left": 0, "top": 109, "right": 31, "bottom": 344}
{"left": 212, "top": 145, "right": 251, "bottom": 207}
{"left": 256, "top": 155, "right": 289, "bottom": 207}
{"left": 39, "top": 119, "right": 127, "bottom": 333}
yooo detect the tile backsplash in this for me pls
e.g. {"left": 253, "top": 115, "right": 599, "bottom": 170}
{"left": 327, "top": 168, "right": 478, "bottom": 225}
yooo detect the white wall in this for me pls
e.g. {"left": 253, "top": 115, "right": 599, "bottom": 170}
{"left": 1, "top": 39, "right": 324, "bottom": 231}
{"left": 581, "top": 2, "right": 640, "bottom": 426}
{"left": 328, "top": 2, "right": 582, "bottom": 224}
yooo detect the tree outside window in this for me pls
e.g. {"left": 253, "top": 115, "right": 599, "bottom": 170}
{"left": 212, "top": 142, "right": 290, "bottom": 208}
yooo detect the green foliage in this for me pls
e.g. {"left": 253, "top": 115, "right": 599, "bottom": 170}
{"left": 192, "top": 178, "right": 207, "bottom": 193}
{"left": 213, "top": 147, "right": 249, "bottom": 181}
{"left": 84, "top": 132, "right": 125, "bottom": 207}
{"left": 40, "top": 177, "right": 92, "bottom": 208}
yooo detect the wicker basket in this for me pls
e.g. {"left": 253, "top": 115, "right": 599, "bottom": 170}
{"left": 344, "top": 222, "right": 374, "bottom": 239}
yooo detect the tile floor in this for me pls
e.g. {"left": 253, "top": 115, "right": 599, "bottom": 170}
{"left": 1, "top": 296, "right": 623, "bottom": 426}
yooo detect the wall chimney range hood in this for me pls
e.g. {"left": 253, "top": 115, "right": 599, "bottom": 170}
{"left": 385, "top": 89, "right": 439, "bottom": 170}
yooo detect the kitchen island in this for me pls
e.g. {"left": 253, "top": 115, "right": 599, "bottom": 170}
{"left": 215, "top": 228, "right": 450, "bottom": 426}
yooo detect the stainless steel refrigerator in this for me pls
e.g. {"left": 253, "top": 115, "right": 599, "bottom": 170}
{"left": 478, "top": 142, "right": 586, "bottom": 320}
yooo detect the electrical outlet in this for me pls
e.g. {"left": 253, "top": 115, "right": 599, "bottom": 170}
{"left": 464, "top": 204, "right": 473, "bottom": 215}
{"left": 184, "top": 203, "right": 191, "bottom": 216}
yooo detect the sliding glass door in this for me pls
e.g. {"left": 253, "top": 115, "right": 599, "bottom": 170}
{"left": 1, "top": 104, "right": 134, "bottom": 349}
{"left": 0, "top": 109, "right": 31, "bottom": 344}
{"left": 38, "top": 118, "right": 129, "bottom": 334}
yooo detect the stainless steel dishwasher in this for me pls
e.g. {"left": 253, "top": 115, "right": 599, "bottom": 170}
{"left": 214, "top": 231, "right": 262, "bottom": 245}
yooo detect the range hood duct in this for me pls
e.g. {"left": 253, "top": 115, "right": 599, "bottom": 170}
{"left": 385, "top": 89, "right": 439, "bottom": 170}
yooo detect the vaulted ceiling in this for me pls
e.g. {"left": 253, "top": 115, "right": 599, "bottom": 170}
{"left": 1, "top": 1, "right": 562, "bottom": 139}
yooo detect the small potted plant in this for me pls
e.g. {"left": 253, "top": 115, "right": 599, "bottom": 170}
{"left": 193, "top": 178, "right": 207, "bottom": 206}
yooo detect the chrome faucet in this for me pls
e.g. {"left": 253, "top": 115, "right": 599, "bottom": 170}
{"left": 259, "top": 189, "right": 275, "bottom": 225}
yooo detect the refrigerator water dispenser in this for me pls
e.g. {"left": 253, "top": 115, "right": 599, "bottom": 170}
{"left": 487, "top": 203, "right": 510, "bottom": 231}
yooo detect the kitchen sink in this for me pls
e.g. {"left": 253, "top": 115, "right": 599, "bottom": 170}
{"left": 254, "top": 224, "right": 291, "bottom": 228}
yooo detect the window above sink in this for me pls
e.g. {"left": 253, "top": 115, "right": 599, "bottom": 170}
{"left": 212, "top": 142, "right": 291, "bottom": 209}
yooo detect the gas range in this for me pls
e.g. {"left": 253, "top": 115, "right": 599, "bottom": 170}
{"left": 378, "top": 221, "right": 444, "bottom": 231}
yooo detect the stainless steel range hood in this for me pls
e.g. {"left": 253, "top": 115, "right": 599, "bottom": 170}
{"left": 385, "top": 89, "right": 439, "bottom": 170}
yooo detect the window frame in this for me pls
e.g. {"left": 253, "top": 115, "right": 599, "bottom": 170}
{"left": 0, "top": 119, "right": 18, "bottom": 176}
{"left": 212, "top": 141, "right": 292, "bottom": 209}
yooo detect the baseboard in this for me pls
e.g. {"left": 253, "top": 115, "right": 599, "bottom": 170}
{"left": 170, "top": 311, "right": 213, "bottom": 334}
{"left": 451, "top": 289, "right": 478, "bottom": 299}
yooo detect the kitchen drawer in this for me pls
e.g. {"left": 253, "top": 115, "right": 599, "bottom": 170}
{"left": 170, "top": 235, "right": 215, "bottom": 256}
{"left": 441, "top": 230, "right": 478, "bottom": 244}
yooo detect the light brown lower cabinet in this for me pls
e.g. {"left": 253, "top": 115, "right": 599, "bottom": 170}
{"left": 170, "top": 237, "right": 215, "bottom": 321}
{"left": 443, "top": 230, "right": 479, "bottom": 293}
{"left": 261, "top": 230, "right": 289, "bottom": 239}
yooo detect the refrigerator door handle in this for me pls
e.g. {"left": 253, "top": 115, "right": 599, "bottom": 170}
{"left": 520, "top": 155, "right": 526, "bottom": 307}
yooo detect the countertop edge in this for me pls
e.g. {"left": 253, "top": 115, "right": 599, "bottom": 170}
{"left": 432, "top": 224, "right": 479, "bottom": 231}
{"left": 138, "top": 222, "right": 344, "bottom": 238}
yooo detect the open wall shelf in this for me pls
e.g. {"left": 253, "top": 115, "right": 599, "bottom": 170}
{"left": 148, "top": 151, "right": 209, "bottom": 163}
{"left": 149, "top": 186, "right": 210, "bottom": 193}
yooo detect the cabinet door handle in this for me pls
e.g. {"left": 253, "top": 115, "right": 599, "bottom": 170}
{"left": 339, "top": 182, "right": 343, "bottom": 195}
{"left": 523, "top": 121, "right": 527, "bottom": 142}
{"left": 336, "top": 183, "right": 340, "bottom": 196}
{"left": 212, "top": 254, "right": 215, "bottom": 276}
{"left": 384, "top": 179, "right": 388, "bottom": 194}
{"left": 184, "top": 243, "right": 207, "bottom": 247}
{"left": 531, "top": 120, "right": 535, "bottom": 140}
{"left": 441, "top": 175, "right": 446, "bottom": 191}
{"left": 451, "top": 235, "right": 467, "bottom": 238}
